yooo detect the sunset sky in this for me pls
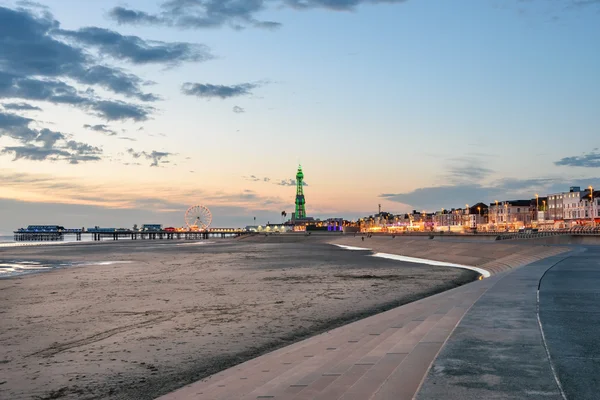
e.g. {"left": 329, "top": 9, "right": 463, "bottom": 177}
{"left": 1, "top": 0, "right": 599, "bottom": 232}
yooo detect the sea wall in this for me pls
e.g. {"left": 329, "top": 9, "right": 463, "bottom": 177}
{"left": 510, "top": 234, "right": 600, "bottom": 246}
{"left": 327, "top": 236, "right": 569, "bottom": 275}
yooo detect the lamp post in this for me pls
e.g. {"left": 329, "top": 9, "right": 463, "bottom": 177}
{"left": 441, "top": 208, "right": 445, "bottom": 230}
{"left": 535, "top": 194, "right": 539, "bottom": 228}
{"left": 589, "top": 186, "right": 594, "bottom": 227}
{"left": 494, "top": 200, "right": 499, "bottom": 228}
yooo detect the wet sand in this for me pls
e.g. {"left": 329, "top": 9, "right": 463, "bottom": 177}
{"left": 0, "top": 239, "right": 477, "bottom": 399}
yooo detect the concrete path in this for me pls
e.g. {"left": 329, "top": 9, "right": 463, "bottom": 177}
{"left": 158, "top": 244, "right": 572, "bottom": 400}
{"left": 416, "top": 253, "right": 572, "bottom": 400}
{"left": 538, "top": 246, "right": 600, "bottom": 399}
{"left": 418, "top": 246, "right": 600, "bottom": 400}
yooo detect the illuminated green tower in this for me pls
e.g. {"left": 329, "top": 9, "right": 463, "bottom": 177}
{"left": 295, "top": 165, "right": 306, "bottom": 219}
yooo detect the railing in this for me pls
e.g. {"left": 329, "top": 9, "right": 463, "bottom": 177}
{"left": 495, "top": 227, "right": 600, "bottom": 240}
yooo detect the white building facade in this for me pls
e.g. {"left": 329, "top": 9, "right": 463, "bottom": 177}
{"left": 547, "top": 187, "right": 599, "bottom": 226}
{"left": 488, "top": 200, "right": 532, "bottom": 229}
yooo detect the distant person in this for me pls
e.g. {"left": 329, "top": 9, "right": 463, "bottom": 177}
{"left": 361, "top": 236, "right": 364, "bottom": 242}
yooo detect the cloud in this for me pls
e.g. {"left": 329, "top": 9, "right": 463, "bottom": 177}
{"left": 15, "top": 1, "right": 49, "bottom": 10}
{"left": 285, "top": 0, "right": 409, "bottom": 11}
{"left": 55, "top": 27, "right": 213, "bottom": 66}
{"left": 127, "top": 148, "right": 174, "bottom": 167}
{"left": 35, "top": 128, "right": 65, "bottom": 148}
{"left": 0, "top": 6, "right": 156, "bottom": 101}
{"left": 2, "top": 102, "right": 42, "bottom": 111}
{"left": 84, "top": 124, "right": 116, "bottom": 136}
{"left": 0, "top": 111, "right": 38, "bottom": 142}
{"left": 276, "top": 179, "right": 308, "bottom": 186}
{"left": 1, "top": 145, "right": 69, "bottom": 161}
{"left": 555, "top": 151, "right": 600, "bottom": 168}
{"left": 182, "top": 82, "right": 261, "bottom": 99}
{"left": 93, "top": 100, "right": 153, "bottom": 121}
{"left": 0, "top": 110, "right": 103, "bottom": 164}
{"left": 232, "top": 105, "right": 245, "bottom": 113}
{"left": 109, "top": 1, "right": 281, "bottom": 30}
{"left": 0, "top": 73, "right": 152, "bottom": 121}
{"left": 109, "top": 6, "right": 162, "bottom": 25}
{"left": 244, "top": 175, "right": 262, "bottom": 182}
{"left": 1, "top": 140, "right": 102, "bottom": 164}
{"left": 0, "top": 7, "right": 155, "bottom": 121}
{"left": 441, "top": 155, "right": 495, "bottom": 184}
{"left": 243, "top": 175, "right": 273, "bottom": 183}
{"left": 73, "top": 65, "right": 159, "bottom": 102}
{"left": 108, "top": 0, "right": 413, "bottom": 31}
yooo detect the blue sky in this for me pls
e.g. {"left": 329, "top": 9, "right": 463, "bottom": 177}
{"left": 0, "top": 0, "right": 599, "bottom": 232}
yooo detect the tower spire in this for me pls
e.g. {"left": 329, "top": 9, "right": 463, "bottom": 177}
{"left": 295, "top": 164, "right": 306, "bottom": 219}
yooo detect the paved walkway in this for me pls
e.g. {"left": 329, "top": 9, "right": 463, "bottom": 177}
{"left": 419, "top": 246, "right": 600, "bottom": 400}
{"left": 159, "top": 245, "right": 571, "bottom": 400}
{"left": 417, "top": 252, "right": 573, "bottom": 400}
{"left": 538, "top": 246, "right": 600, "bottom": 399}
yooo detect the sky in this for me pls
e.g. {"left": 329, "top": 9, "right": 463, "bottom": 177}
{"left": 0, "top": 0, "right": 599, "bottom": 233}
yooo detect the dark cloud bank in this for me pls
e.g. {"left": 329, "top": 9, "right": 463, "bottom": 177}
{"left": 381, "top": 177, "right": 600, "bottom": 211}
{"left": 555, "top": 151, "right": 600, "bottom": 168}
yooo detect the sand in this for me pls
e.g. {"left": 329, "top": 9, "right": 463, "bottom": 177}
{"left": 0, "top": 238, "right": 477, "bottom": 400}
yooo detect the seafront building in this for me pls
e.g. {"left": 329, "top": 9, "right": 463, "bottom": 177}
{"left": 357, "top": 186, "right": 599, "bottom": 233}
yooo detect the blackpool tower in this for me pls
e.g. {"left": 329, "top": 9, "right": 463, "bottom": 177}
{"left": 294, "top": 165, "right": 306, "bottom": 219}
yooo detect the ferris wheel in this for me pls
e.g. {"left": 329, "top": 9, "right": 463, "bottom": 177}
{"left": 185, "top": 205, "right": 212, "bottom": 231}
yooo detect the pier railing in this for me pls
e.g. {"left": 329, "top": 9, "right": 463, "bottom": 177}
{"left": 13, "top": 229, "right": 251, "bottom": 242}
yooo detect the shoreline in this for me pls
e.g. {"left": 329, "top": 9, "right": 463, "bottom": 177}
{"left": 0, "top": 239, "right": 478, "bottom": 400}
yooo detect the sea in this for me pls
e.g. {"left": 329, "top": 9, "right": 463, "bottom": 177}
{"left": 0, "top": 234, "right": 126, "bottom": 278}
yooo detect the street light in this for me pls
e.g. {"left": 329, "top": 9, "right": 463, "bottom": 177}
{"left": 589, "top": 186, "right": 594, "bottom": 227}
{"left": 494, "top": 200, "right": 499, "bottom": 227}
{"left": 534, "top": 194, "right": 539, "bottom": 228}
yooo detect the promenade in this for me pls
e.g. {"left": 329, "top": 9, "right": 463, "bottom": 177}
{"left": 160, "top": 236, "right": 590, "bottom": 400}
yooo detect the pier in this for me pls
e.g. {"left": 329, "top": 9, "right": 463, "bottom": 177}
{"left": 13, "top": 227, "right": 250, "bottom": 242}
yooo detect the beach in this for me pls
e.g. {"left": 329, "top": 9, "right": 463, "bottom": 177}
{"left": 0, "top": 237, "right": 477, "bottom": 399}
